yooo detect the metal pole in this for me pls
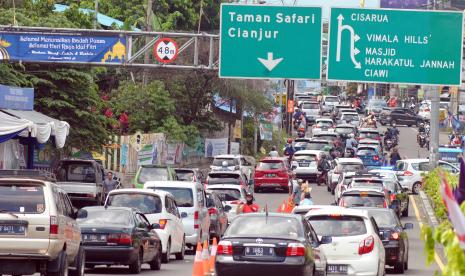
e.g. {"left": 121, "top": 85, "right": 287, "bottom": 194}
{"left": 429, "top": 89, "right": 440, "bottom": 168}
{"left": 93, "top": 0, "right": 99, "bottom": 29}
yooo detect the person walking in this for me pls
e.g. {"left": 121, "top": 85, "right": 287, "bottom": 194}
{"left": 236, "top": 192, "right": 260, "bottom": 213}
{"left": 291, "top": 179, "right": 303, "bottom": 206}
{"left": 103, "top": 172, "right": 118, "bottom": 196}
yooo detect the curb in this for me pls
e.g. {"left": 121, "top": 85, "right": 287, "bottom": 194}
{"left": 419, "top": 190, "right": 440, "bottom": 227}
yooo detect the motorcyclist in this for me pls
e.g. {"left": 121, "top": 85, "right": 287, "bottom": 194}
{"left": 236, "top": 192, "right": 260, "bottom": 213}
{"left": 389, "top": 148, "right": 402, "bottom": 166}
{"left": 284, "top": 138, "right": 295, "bottom": 160}
{"left": 293, "top": 108, "right": 303, "bottom": 128}
{"left": 418, "top": 122, "right": 426, "bottom": 133}
{"left": 269, "top": 146, "right": 279, "bottom": 157}
{"left": 297, "top": 126, "right": 306, "bottom": 138}
{"left": 317, "top": 154, "right": 331, "bottom": 186}
{"left": 345, "top": 134, "right": 357, "bottom": 157}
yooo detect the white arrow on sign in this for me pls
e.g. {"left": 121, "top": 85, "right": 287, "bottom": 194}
{"left": 258, "top": 52, "right": 284, "bottom": 71}
{"left": 336, "top": 14, "right": 362, "bottom": 69}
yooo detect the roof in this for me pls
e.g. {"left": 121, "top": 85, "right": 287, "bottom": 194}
{"left": 309, "top": 139, "right": 331, "bottom": 143}
{"left": 316, "top": 118, "right": 333, "bottom": 122}
{"left": 259, "top": 157, "right": 288, "bottom": 162}
{"left": 214, "top": 155, "right": 241, "bottom": 159}
{"left": 2, "top": 109, "right": 61, "bottom": 125}
{"left": 207, "top": 184, "right": 243, "bottom": 190}
{"left": 82, "top": 206, "right": 135, "bottom": 212}
{"left": 108, "top": 188, "right": 171, "bottom": 198}
{"left": 208, "top": 171, "right": 241, "bottom": 176}
{"left": 237, "top": 212, "right": 302, "bottom": 219}
{"left": 336, "top": 158, "right": 363, "bottom": 164}
{"left": 294, "top": 150, "right": 324, "bottom": 155}
{"left": 314, "top": 132, "right": 338, "bottom": 136}
{"left": 336, "top": 124, "right": 356, "bottom": 128}
{"left": 144, "top": 180, "right": 200, "bottom": 189}
{"left": 342, "top": 188, "right": 385, "bottom": 195}
{"left": 305, "top": 206, "right": 369, "bottom": 218}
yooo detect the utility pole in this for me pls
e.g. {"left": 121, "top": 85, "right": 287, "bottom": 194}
{"left": 429, "top": 0, "right": 440, "bottom": 169}
{"left": 93, "top": 0, "right": 99, "bottom": 29}
{"left": 143, "top": 0, "right": 153, "bottom": 86}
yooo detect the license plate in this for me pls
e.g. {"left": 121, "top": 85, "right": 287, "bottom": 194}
{"left": 245, "top": 247, "right": 274, "bottom": 257}
{"left": 266, "top": 174, "right": 276, "bottom": 177}
{"left": 82, "top": 234, "right": 107, "bottom": 242}
{"left": 299, "top": 163, "right": 309, "bottom": 167}
{"left": 0, "top": 225, "right": 26, "bottom": 235}
{"left": 327, "top": 264, "right": 348, "bottom": 274}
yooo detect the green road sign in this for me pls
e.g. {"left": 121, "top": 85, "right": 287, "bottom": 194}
{"left": 219, "top": 4, "right": 322, "bottom": 79}
{"left": 327, "top": 8, "right": 464, "bottom": 85}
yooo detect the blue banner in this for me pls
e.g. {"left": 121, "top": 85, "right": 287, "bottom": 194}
{"left": 0, "top": 32, "right": 126, "bottom": 63}
{"left": 0, "top": 84, "right": 34, "bottom": 110}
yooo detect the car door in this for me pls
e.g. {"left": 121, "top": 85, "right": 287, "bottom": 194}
{"left": 167, "top": 197, "right": 184, "bottom": 252}
{"left": 438, "top": 162, "right": 459, "bottom": 174}
{"left": 197, "top": 188, "right": 210, "bottom": 242}
{"left": 58, "top": 189, "right": 80, "bottom": 260}
{"left": 135, "top": 213, "right": 155, "bottom": 262}
{"left": 215, "top": 196, "right": 228, "bottom": 235}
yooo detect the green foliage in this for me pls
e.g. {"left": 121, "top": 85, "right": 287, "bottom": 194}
{"left": 421, "top": 168, "right": 465, "bottom": 275}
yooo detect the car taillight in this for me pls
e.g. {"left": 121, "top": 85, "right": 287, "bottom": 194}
{"left": 50, "top": 216, "right": 59, "bottom": 235}
{"left": 358, "top": 235, "right": 375, "bottom": 255}
{"left": 390, "top": 232, "right": 400, "bottom": 240}
{"left": 194, "top": 211, "right": 199, "bottom": 229}
{"left": 108, "top": 233, "right": 132, "bottom": 245}
{"left": 286, "top": 243, "right": 306, "bottom": 256}
{"left": 217, "top": 241, "right": 233, "bottom": 255}
{"left": 403, "top": 171, "right": 414, "bottom": 176}
{"left": 159, "top": 219, "right": 168, "bottom": 230}
{"left": 373, "top": 156, "right": 379, "bottom": 161}
{"left": 208, "top": 208, "right": 218, "bottom": 216}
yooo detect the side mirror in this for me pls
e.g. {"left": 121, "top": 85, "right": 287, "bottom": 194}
{"left": 224, "top": 205, "right": 232, "bottom": 212}
{"left": 76, "top": 209, "right": 88, "bottom": 219}
{"left": 403, "top": 223, "right": 414, "bottom": 230}
{"left": 151, "top": 223, "right": 161, "bottom": 230}
{"left": 320, "top": 236, "right": 332, "bottom": 244}
{"left": 180, "top": 212, "right": 188, "bottom": 218}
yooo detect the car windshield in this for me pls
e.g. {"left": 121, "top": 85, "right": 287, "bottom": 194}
{"left": 335, "top": 127, "right": 354, "bottom": 134}
{"left": 175, "top": 170, "right": 195, "bottom": 182}
{"left": 0, "top": 184, "right": 45, "bottom": 214}
{"left": 341, "top": 195, "right": 385, "bottom": 208}
{"left": 369, "top": 101, "right": 387, "bottom": 107}
{"left": 309, "top": 215, "right": 367, "bottom": 237}
{"left": 359, "top": 132, "right": 380, "bottom": 139}
{"left": 226, "top": 216, "right": 303, "bottom": 239}
{"left": 342, "top": 114, "right": 359, "bottom": 120}
{"left": 78, "top": 209, "right": 132, "bottom": 226}
{"left": 151, "top": 187, "right": 194, "bottom": 207}
{"left": 106, "top": 193, "right": 162, "bottom": 214}
{"left": 308, "top": 142, "right": 329, "bottom": 151}
{"left": 294, "top": 154, "right": 317, "bottom": 162}
{"left": 357, "top": 148, "right": 377, "bottom": 156}
{"left": 315, "top": 135, "right": 337, "bottom": 141}
{"left": 138, "top": 167, "right": 169, "bottom": 183}
{"left": 339, "top": 163, "right": 364, "bottom": 172}
{"left": 294, "top": 142, "right": 309, "bottom": 150}
{"left": 368, "top": 210, "right": 398, "bottom": 227}
{"left": 257, "top": 161, "right": 284, "bottom": 170}
{"left": 56, "top": 162, "right": 96, "bottom": 183}
{"left": 209, "top": 189, "right": 242, "bottom": 201}
{"left": 212, "top": 158, "right": 239, "bottom": 166}
{"left": 302, "top": 103, "right": 319, "bottom": 109}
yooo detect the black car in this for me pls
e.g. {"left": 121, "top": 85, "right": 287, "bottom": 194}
{"left": 77, "top": 206, "right": 162, "bottom": 274}
{"left": 215, "top": 213, "right": 331, "bottom": 276}
{"left": 206, "top": 190, "right": 229, "bottom": 241}
{"left": 382, "top": 178, "right": 409, "bottom": 217}
{"left": 367, "top": 208, "right": 413, "bottom": 274}
{"left": 379, "top": 108, "right": 423, "bottom": 127}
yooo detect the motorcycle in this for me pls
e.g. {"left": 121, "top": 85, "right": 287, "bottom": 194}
{"left": 294, "top": 118, "right": 302, "bottom": 130}
{"left": 418, "top": 132, "right": 428, "bottom": 148}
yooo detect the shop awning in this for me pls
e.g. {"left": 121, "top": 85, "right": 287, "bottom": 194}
{"left": 0, "top": 109, "right": 70, "bottom": 148}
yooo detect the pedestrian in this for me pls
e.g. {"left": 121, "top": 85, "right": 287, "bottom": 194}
{"left": 300, "top": 190, "right": 314, "bottom": 206}
{"left": 236, "top": 192, "right": 260, "bottom": 213}
{"left": 389, "top": 148, "right": 402, "bottom": 166}
{"left": 292, "top": 179, "right": 303, "bottom": 206}
{"left": 103, "top": 172, "right": 118, "bottom": 196}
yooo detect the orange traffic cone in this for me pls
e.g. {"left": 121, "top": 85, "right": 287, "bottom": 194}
{"left": 202, "top": 240, "right": 210, "bottom": 274}
{"left": 209, "top": 237, "right": 218, "bottom": 274}
{"left": 192, "top": 242, "right": 205, "bottom": 276}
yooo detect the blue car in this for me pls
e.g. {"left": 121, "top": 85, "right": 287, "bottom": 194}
{"left": 356, "top": 145, "right": 384, "bottom": 168}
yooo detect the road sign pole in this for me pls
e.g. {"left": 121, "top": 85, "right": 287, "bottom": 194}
{"left": 429, "top": 89, "right": 440, "bottom": 169}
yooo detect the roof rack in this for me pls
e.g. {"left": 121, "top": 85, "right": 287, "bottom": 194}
{"left": 0, "top": 170, "right": 57, "bottom": 182}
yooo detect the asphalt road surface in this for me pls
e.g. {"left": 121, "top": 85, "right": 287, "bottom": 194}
{"left": 52, "top": 126, "right": 444, "bottom": 276}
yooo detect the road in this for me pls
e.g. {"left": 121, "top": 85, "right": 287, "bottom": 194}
{"left": 78, "top": 126, "right": 441, "bottom": 276}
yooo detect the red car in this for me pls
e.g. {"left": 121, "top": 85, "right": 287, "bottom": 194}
{"left": 253, "top": 157, "right": 291, "bottom": 193}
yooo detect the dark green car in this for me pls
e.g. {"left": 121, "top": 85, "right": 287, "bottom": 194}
{"left": 133, "top": 165, "right": 177, "bottom": 189}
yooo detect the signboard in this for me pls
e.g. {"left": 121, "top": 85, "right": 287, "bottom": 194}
{"left": 287, "top": 100, "right": 294, "bottom": 113}
{"left": 259, "top": 122, "right": 273, "bottom": 141}
{"left": 233, "top": 120, "right": 242, "bottom": 139}
{"left": 380, "top": 0, "right": 427, "bottom": 9}
{"left": 230, "top": 142, "right": 240, "bottom": 154}
{"left": 153, "top": 38, "right": 179, "bottom": 63}
{"left": 0, "top": 84, "right": 34, "bottom": 110}
{"left": 137, "top": 144, "right": 158, "bottom": 166}
{"left": 0, "top": 33, "right": 126, "bottom": 63}
{"left": 205, "top": 138, "right": 228, "bottom": 158}
{"left": 220, "top": 4, "right": 322, "bottom": 79}
{"left": 327, "top": 8, "right": 464, "bottom": 85}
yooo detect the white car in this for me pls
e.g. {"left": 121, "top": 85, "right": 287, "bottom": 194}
{"left": 301, "top": 101, "right": 321, "bottom": 125}
{"left": 291, "top": 150, "right": 324, "bottom": 181}
{"left": 206, "top": 184, "right": 248, "bottom": 222}
{"left": 394, "top": 159, "right": 459, "bottom": 194}
{"left": 292, "top": 204, "right": 341, "bottom": 215}
{"left": 321, "top": 95, "right": 340, "bottom": 114}
{"left": 340, "top": 112, "right": 361, "bottom": 126}
{"left": 211, "top": 155, "right": 254, "bottom": 181}
{"left": 306, "top": 207, "right": 386, "bottom": 276}
{"left": 105, "top": 189, "right": 185, "bottom": 263}
{"left": 312, "top": 118, "right": 335, "bottom": 135}
{"left": 327, "top": 158, "right": 364, "bottom": 193}
{"left": 417, "top": 104, "right": 431, "bottom": 121}
{"left": 334, "top": 172, "right": 356, "bottom": 204}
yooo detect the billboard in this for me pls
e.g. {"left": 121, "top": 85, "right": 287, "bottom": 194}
{"left": 380, "top": 0, "right": 428, "bottom": 8}
{"left": 0, "top": 32, "right": 126, "bottom": 64}
{"left": 0, "top": 84, "right": 34, "bottom": 110}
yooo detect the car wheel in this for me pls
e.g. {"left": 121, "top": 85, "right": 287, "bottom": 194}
{"left": 390, "top": 120, "right": 397, "bottom": 126}
{"left": 149, "top": 248, "right": 162, "bottom": 271}
{"left": 394, "top": 259, "right": 405, "bottom": 274}
{"left": 128, "top": 250, "right": 142, "bottom": 274}
{"left": 412, "top": 182, "right": 421, "bottom": 195}
{"left": 402, "top": 201, "right": 409, "bottom": 217}
{"left": 48, "top": 252, "right": 68, "bottom": 276}
{"left": 70, "top": 247, "right": 85, "bottom": 276}
{"left": 175, "top": 238, "right": 186, "bottom": 260}
{"left": 162, "top": 240, "right": 171, "bottom": 263}
{"left": 254, "top": 186, "right": 260, "bottom": 193}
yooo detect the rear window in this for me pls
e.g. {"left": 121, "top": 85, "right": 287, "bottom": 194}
{"left": 138, "top": 167, "right": 169, "bottom": 183}
{"left": 0, "top": 184, "right": 45, "bottom": 214}
{"left": 309, "top": 215, "right": 367, "bottom": 237}
{"left": 212, "top": 158, "right": 239, "bottom": 166}
{"left": 207, "top": 173, "right": 241, "bottom": 185}
{"left": 294, "top": 142, "right": 309, "bottom": 150}
{"left": 368, "top": 210, "right": 398, "bottom": 228}
{"left": 325, "top": 97, "right": 338, "bottom": 102}
{"left": 342, "top": 114, "right": 359, "bottom": 120}
{"left": 56, "top": 162, "right": 96, "bottom": 183}
{"left": 151, "top": 187, "right": 193, "bottom": 207}
{"left": 175, "top": 170, "right": 195, "bottom": 181}
{"left": 257, "top": 161, "right": 284, "bottom": 170}
{"left": 316, "top": 121, "right": 333, "bottom": 127}
{"left": 308, "top": 142, "right": 329, "bottom": 151}
{"left": 359, "top": 132, "right": 380, "bottom": 139}
{"left": 338, "top": 163, "right": 364, "bottom": 172}
{"left": 341, "top": 194, "right": 385, "bottom": 208}
{"left": 302, "top": 103, "right": 319, "bottom": 109}
{"left": 226, "top": 216, "right": 303, "bottom": 238}
{"left": 357, "top": 148, "right": 377, "bottom": 155}
{"left": 78, "top": 209, "right": 131, "bottom": 226}
{"left": 107, "top": 193, "right": 162, "bottom": 214}
{"left": 352, "top": 180, "right": 384, "bottom": 189}
{"left": 208, "top": 189, "right": 241, "bottom": 201}
{"left": 335, "top": 127, "right": 354, "bottom": 134}
{"left": 294, "top": 154, "right": 317, "bottom": 162}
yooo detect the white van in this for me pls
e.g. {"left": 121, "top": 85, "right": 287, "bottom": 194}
{"left": 144, "top": 181, "right": 210, "bottom": 249}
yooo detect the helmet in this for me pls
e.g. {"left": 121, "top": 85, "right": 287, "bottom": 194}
{"left": 299, "top": 127, "right": 305, "bottom": 131}
{"left": 245, "top": 192, "right": 253, "bottom": 199}
{"left": 287, "top": 138, "right": 293, "bottom": 143}
{"left": 420, "top": 123, "right": 424, "bottom": 127}
{"left": 349, "top": 133, "right": 355, "bottom": 138}
{"left": 271, "top": 146, "right": 277, "bottom": 151}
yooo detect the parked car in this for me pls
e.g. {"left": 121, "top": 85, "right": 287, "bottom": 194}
{"left": 0, "top": 170, "right": 84, "bottom": 276}
{"left": 206, "top": 191, "right": 229, "bottom": 240}
{"left": 327, "top": 158, "right": 364, "bottom": 193}
{"left": 133, "top": 165, "right": 177, "bottom": 189}
{"left": 379, "top": 108, "right": 423, "bottom": 127}
{"left": 55, "top": 159, "right": 105, "bottom": 206}
{"left": 206, "top": 184, "right": 248, "bottom": 222}
{"left": 216, "top": 213, "right": 330, "bottom": 276}
{"left": 254, "top": 157, "right": 291, "bottom": 193}
{"left": 394, "top": 159, "right": 459, "bottom": 194}
{"left": 77, "top": 206, "right": 162, "bottom": 273}
{"left": 174, "top": 168, "right": 204, "bottom": 184}
{"left": 301, "top": 101, "right": 321, "bottom": 125}
{"left": 144, "top": 181, "right": 210, "bottom": 250}
{"left": 105, "top": 189, "right": 185, "bottom": 263}
{"left": 211, "top": 155, "right": 254, "bottom": 181}
{"left": 306, "top": 207, "right": 385, "bottom": 276}
{"left": 291, "top": 150, "right": 324, "bottom": 181}
{"left": 367, "top": 208, "right": 413, "bottom": 273}
{"left": 312, "top": 118, "right": 335, "bottom": 135}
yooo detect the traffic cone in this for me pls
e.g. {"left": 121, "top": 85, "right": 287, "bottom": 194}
{"left": 209, "top": 237, "right": 218, "bottom": 274}
{"left": 192, "top": 242, "right": 204, "bottom": 276}
{"left": 202, "top": 240, "right": 210, "bottom": 274}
